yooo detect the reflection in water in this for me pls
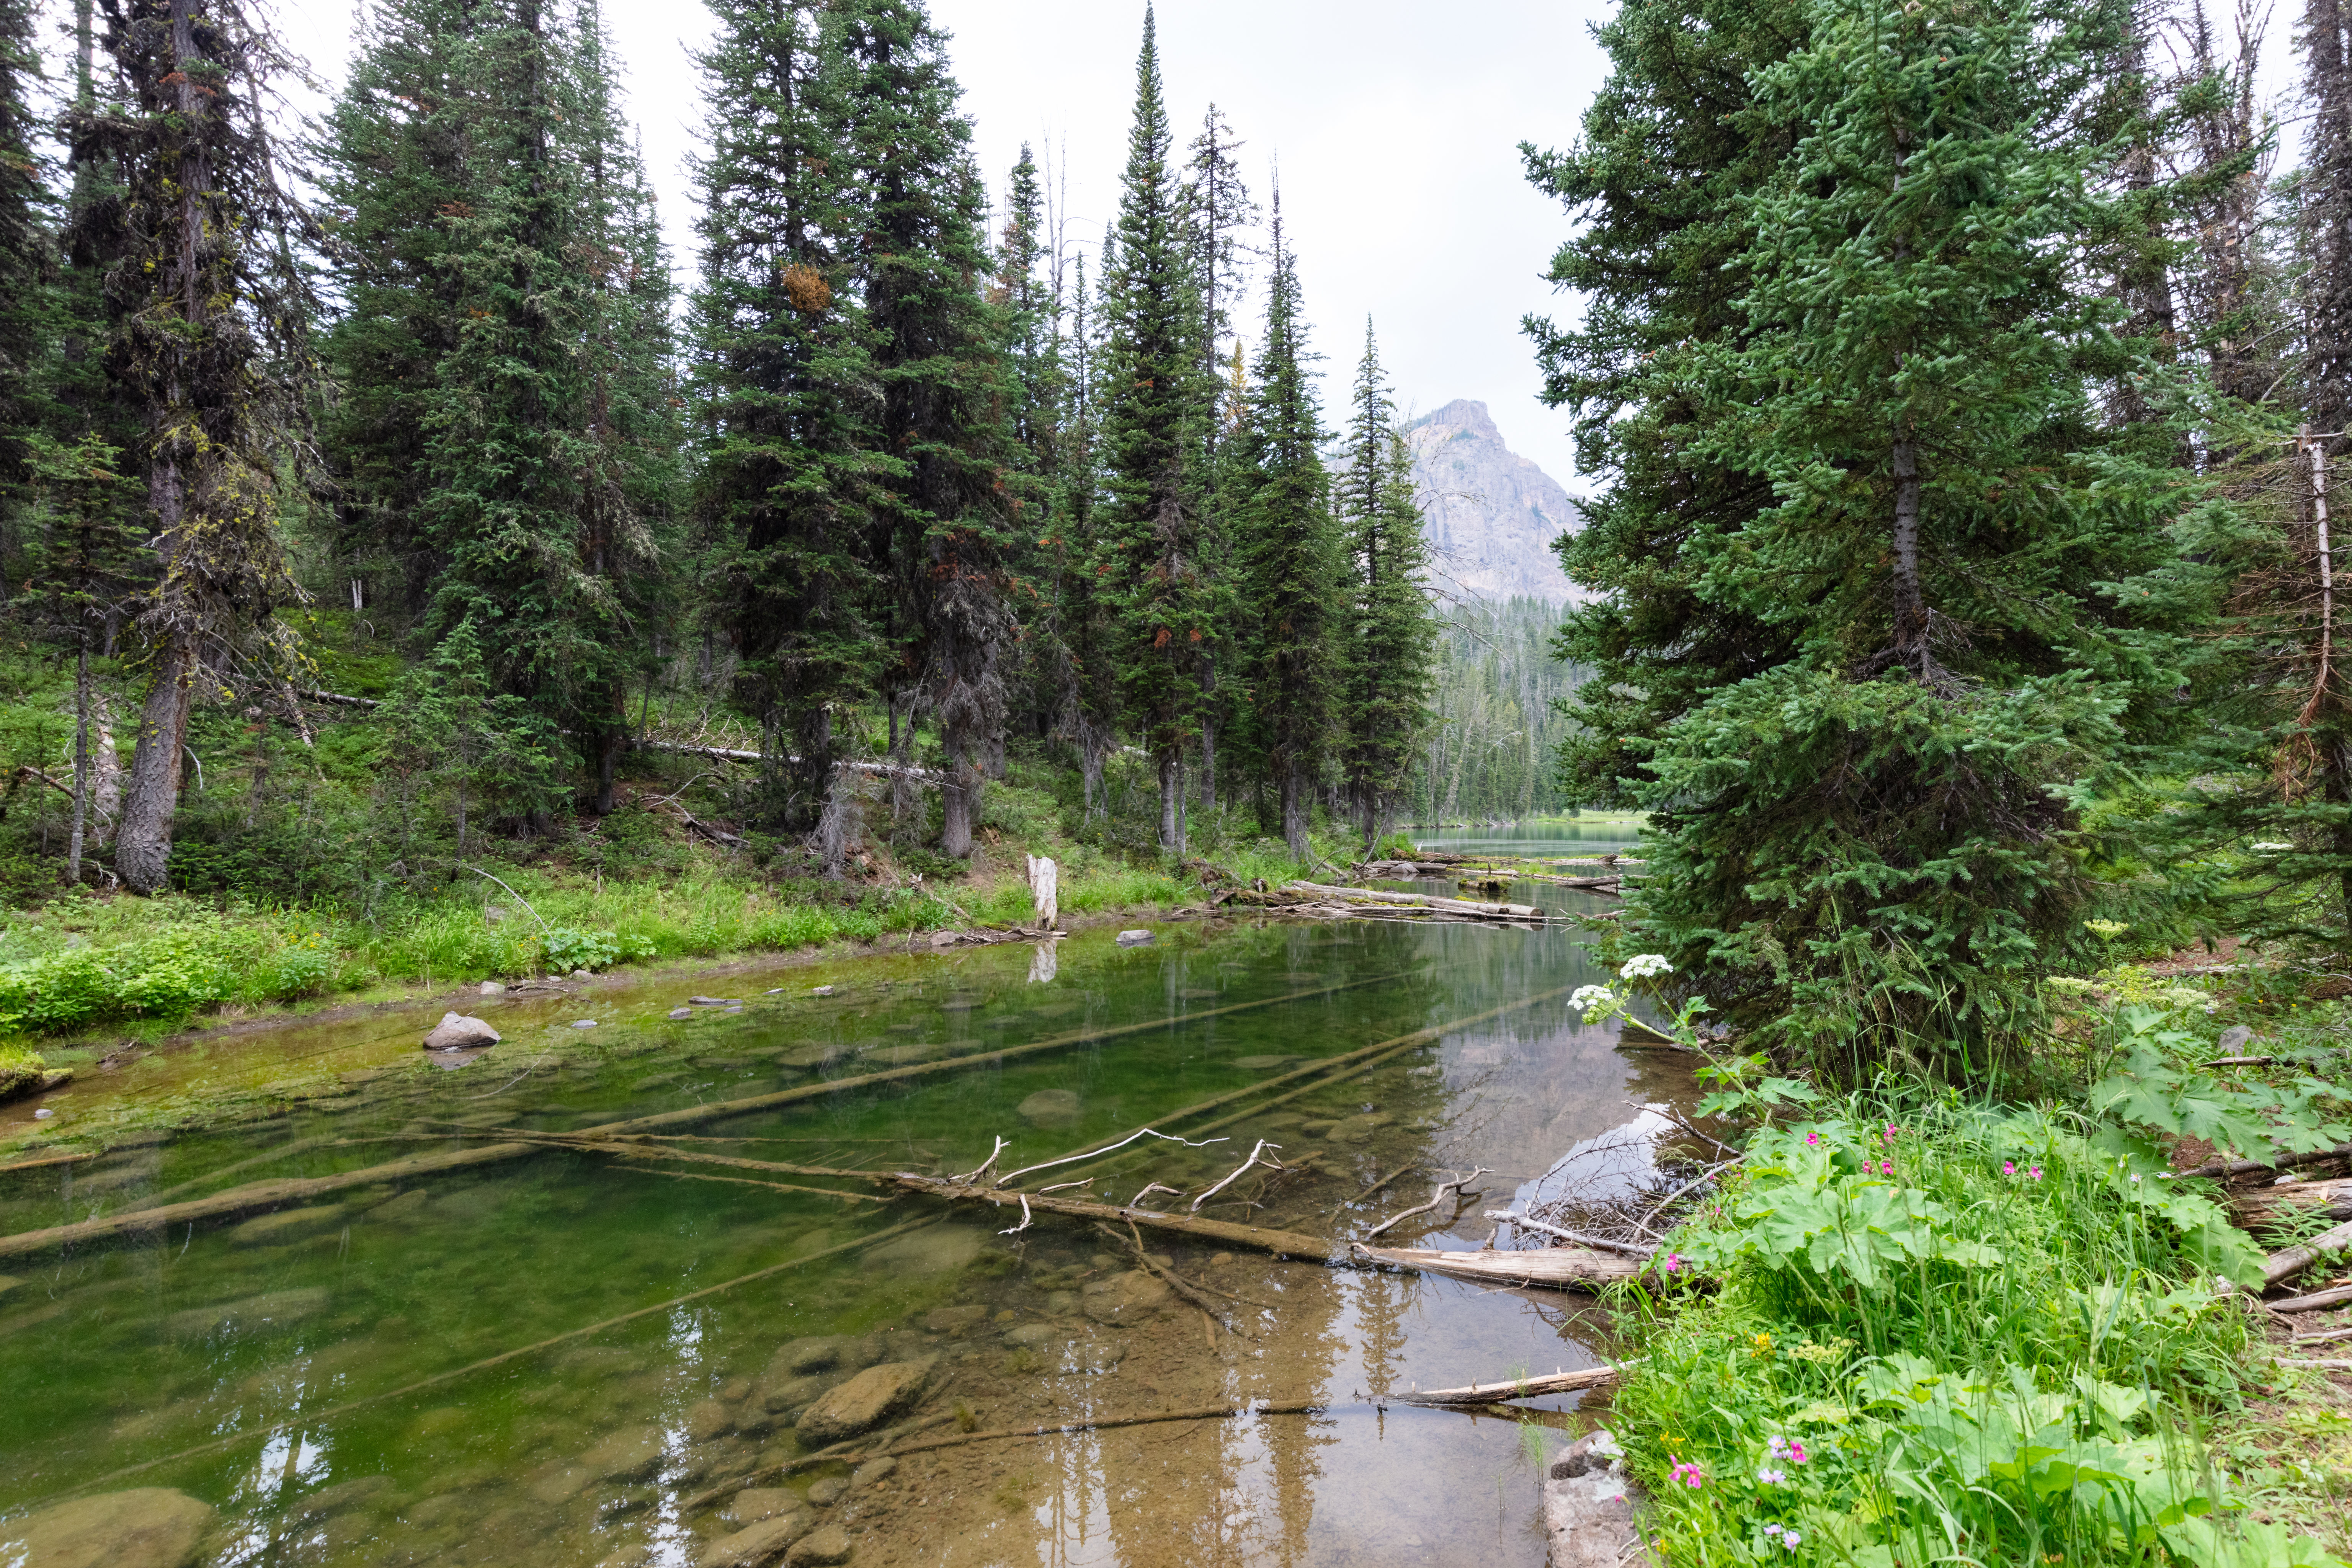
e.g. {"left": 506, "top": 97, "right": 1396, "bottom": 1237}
{"left": 1412, "top": 822, "right": 1646, "bottom": 857}
{"left": 0, "top": 905, "right": 1687, "bottom": 1567}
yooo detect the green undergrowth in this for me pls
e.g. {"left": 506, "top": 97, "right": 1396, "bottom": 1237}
{"left": 1581, "top": 965, "right": 2352, "bottom": 1566}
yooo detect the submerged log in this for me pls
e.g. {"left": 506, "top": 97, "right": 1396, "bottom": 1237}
{"left": 1399, "top": 1365, "right": 1627, "bottom": 1406}
{"left": 1282, "top": 880, "right": 1543, "bottom": 919}
{"left": 1350, "top": 1241, "right": 1642, "bottom": 1291}
{"left": 884, "top": 1174, "right": 1340, "bottom": 1261}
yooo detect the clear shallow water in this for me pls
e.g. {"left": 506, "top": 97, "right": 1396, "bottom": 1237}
{"left": 1411, "top": 823, "right": 1646, "bottom": 858}
{"left": 0, "top": 910, "right": 1689, "bottom": 1568}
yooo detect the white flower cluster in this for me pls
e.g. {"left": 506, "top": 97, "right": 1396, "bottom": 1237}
{"left": 1570, "top": 984, "right": 1617, "bottom": 1013}
{"left": 2251, "top": 842, "right": 2296, "bottom": 853}
{"left": 1620, "top": 953, "right": 1675, "bottom": 980}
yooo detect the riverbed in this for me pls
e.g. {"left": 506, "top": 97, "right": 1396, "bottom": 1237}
{"left": 0, "top": 869, "right": 1682, "bottom": 1568}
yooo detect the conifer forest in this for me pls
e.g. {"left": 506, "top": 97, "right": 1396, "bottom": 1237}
{"left": 8, "top": 2, "right": 2352, "bottom": 1566}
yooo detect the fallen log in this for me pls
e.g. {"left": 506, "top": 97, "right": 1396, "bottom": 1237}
{"left": 0, "top": 977, "right": 1398, "bottom": 1259}
{"left": 884, "top": 1174, "right": 1340, "bottom": 1261}
{"left": 1398, "top": 1365, "right": 1627, "bottom": 1406}
{"left": 1281, "top": 880, "right": 1544, "bottom": 919}
{"left": 2229, "top": 1176, "right": 2352, "bottom": 1230}
{"left": 2272, "top": 1284, "right": 2352, "bottom": 1313}
{"left": 1350, "top": 1241, "right": 1642, "bottom": 1291}
{"left": 2264, "top": 1218, "right": 2352, "bottom": 1288}
{"left": 2175, "top": 1141, "right": 2352, "bottom": 1182}
{"left": 1487, "top": 1210, "right": 1658, "bottom": 1258}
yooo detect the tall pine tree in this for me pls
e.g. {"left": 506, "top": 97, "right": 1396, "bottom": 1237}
{"left": 1096, "top": 5, "right": 1210, "bottom": 852}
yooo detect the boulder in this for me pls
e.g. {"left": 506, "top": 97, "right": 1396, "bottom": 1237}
{"left": 1004, "top": 1322, "right": 1056, "bottom": 1348}
{"left": 582, "top": 1425, "right": 666, "bottom": 1483}
{"left": 670, "top": 1009, "right": 696, "bottom": 1021}
{"left": 1541, "top": 1430, "right": 1648, "bottom": 1568}
{"left": 1327, "top": 1113, "right": 1387, "bottom": 1145}
{"left": 697, "top": 1511, "right": 814, "bottom": 1568}
{"left": 785, "top": 1525, "right": 854, "bottom": 1567}
{"left": 794, "top": 1359, "right": 935, "bottom": 1445}
{"left": 421, "top": 1013, "right": 500, "bottom": 1051}
{"left": 0, "top": 1487, "right": 214, "bottom": 1568}
{"left": 226, "top": 1205, "right": 348, "bottom": 1248}
{"left": 479, "top": 981, "right": 506, "bottom": 996}
{"left": 1115, "top": 929, "right": 1155, "bottom": 947}
{"left": 1081, "top": 1270, "right": 1173, "bottom": 1326}
{"left": 1016, "top": 1089, "right": 1081, "bottom": 1127}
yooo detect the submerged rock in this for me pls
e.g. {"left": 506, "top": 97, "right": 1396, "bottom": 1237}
{"left": 805, "top": 1477, "right": 847, "bottom": 1506}
{"left": 849, "top": 1457, "right": 897, "bottom": 1490}
{"left": 1327, "top": 1113, "right": 1387, "bottom": 1145}
{"left": 422, "top": 1012, "right": 501, "bottom": 1051}
{"left": 582, "top": 1424, "right": 666, "bottom": 1482}
{"left": 1016, "top": 1089, "right": 1081, "bottom": 1127}
{"left": 723, "top": 1488, "right": 800, "bottom": 1525}
{"left": 777, "top": 1043, "right": 847, "bottom": 1070}
{"left": 1081, "top": 1270, "right": 1172, "bottom": 1326}
{"left": 1115, "top": 929, "right": 1155, "bottom": 946}
{"left": 794, "top": 1359, "right": 935, "bottom": 1444}
{"left": 226, "top": 1205, "right": 348, "bottom": 1248}
{"left": 684, "top": 1398, "right": 737, "bottom": 1444}
{"left": 921, "top": 1305, "right": 990, "bottom": 1334}
{"left": 0, "top": 1487, "right": 214, "bottom": 1568}
{"left": 862, "top": 1226, "right": 986, "bottom": 1275}
{"left": 698, "top": 1510, "right": 814, "bottom": 1568}
{"left": 786, "top": 1524, "right": 853, "bottom": 1566}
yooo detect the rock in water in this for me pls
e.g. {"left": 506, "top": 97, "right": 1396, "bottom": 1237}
{"left": 697, "top": 1511, "right": 814, "bottom": 1568}
{"left": 1115, "top": 929, "right": 1155, "bottom": 947}
{"left": 1016, "top": 1089, "right": 1081, "bottom": 1127}
{"left": 0, "top": 1488, "right": 214, "bottom": 1568}
{"left": 861, "top": 1227, "right": 985, "bottom": 1275}
{"left": 164, "top": 1288, "right": 332, "bottom": 1341}
{"left": 421, "top": 1012, "right": 500, "bottom": 1051}
{"left": 581, "top": 1425, "right": 666, "bottom": 1482}
{"left": 1080, "top": 1270, "right": 1173, "bottom": 1326}
{"left": 479, "top": 980, "right": 505, "bottom": 996}
{"left": 794, "top": 1360, "right": 935, "bottom": 1444}
{"left": 786, "top": 1524, "right": 854, "bottom": 1566}
{"left": 226, "top": 1205, "right": 348, "bottom": 1248}
{"left": 724, "top": 1489, "right": 800, "bottom": 1526}
{"left": 805, "top": 1477, "right": 847, "bottom": 1506}
{"left": 1541, "top": 1429, "right": 1644, "bottom": 1568}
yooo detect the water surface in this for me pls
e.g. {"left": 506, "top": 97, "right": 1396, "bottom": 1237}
{"left": 0, "top": 907, "right": 1686, "bottom": 1568}
{"left": 1411, "top": 823, "right": 1645, "bottom": 858}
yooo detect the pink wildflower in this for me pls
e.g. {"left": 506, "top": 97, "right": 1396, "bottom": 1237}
{"left": 1880, "top": 1159, "right": 1895, "bottom": 1176}
{"left": 1885, "top": 1122, "right": 1899, "bottom": 1141}
{"left": 1662, "top": 1252, "right": 1684, "bottom": 1274}
{"left": 1669, "top": 1461, "right": 1705, "bottom": 1489}
{"left": 2003, "top": 1161, "right": 2016, "bottom": 1176}
{"left": 2029, "top": 1166, "right": 2044, "bottom": 1182}
{"left": 1805, "top": 1132, "right": 1821, "bottom": 1147}
{"left": 1787, "top": 1439, "right": 1809, "bottom": 1464}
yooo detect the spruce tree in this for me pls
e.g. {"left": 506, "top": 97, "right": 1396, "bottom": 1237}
{"left": 688, "top": 0, "right": 877, "bottom": 825}
{"left": 831, "top": 0, "right": 1014, "bottom": 858}
{"left": 1521, "top": 0, "right": 1805, "bottom": 809}
{"left": 994, "top": 143, "right": 1068, "bottom": 761}
{"left": 1096, "top": 5, "right": 1210, "bottom": 851}
{"left": 1336, "top": 322, "right": 1436, "bottom": 850}
{"left": 69, "top": 0, "right": 317, "bottom": 893}
{"left": 1230, "top": 196, "right": 1339, "bottom": 858}
{"left": 0, "top": 0, "right": 43, "bottom": 516}
{"left": 1619, "top": 0, "right": 2197, "bottom": 1069}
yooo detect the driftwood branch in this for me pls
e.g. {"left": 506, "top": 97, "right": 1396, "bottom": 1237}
{"left": 995, "top": 1128, "right": 1228, "bottom": 1190}
{"left": 1365, "top": 1167, "right": 1491, "bottom": 1240}
{"left": 1486, "top": 1210, "right": 1658, "bottom": 1258}
{"left": 1399, "top": 1365, "right": 1628, "bottom": 1406}
{"left": 1192, "top": 1140, "right": 1283, "bottom": 1211}
{"left": 2272, "top": 1283, "right": 2352, "bottom": 1313}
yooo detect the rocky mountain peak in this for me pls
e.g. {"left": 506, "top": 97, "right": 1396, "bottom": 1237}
{"left": 1406, "top": 399, "right": 1583, "bottom": 604}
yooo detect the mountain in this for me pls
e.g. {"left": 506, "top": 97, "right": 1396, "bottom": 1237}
{"left": 1404, "top": 399, "right": 1584, "bottom": 603}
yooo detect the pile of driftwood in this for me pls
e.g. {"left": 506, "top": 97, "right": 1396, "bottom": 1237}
{"left": 1205, "top": 879, "right": 1549, "bottom": 926}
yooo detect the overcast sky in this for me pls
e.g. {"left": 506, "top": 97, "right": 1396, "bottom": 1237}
{"left": 225, "top": 0, "right": 1620, "bottom": 490}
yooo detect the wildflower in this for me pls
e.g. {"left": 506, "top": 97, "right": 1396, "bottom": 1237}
{"left": 1767, "top": 1436, "right": 1788, "bottom": 1457}
{"left": 1883, "top": 1122, "right": 1899, "bottom": 1142}
{"left": 1669, "top": 1461, "right": 1705, "bottom": 1489}
{"left": 1805, "top": 1132, "right": 1821, "bottom": 1147}
{"left": 1570, "top": 984, "right": 1616, "bottom": 1013}
{"left": 2003, "top": 1161, "right": 2016, "bottom": 1176}
{"left": 1879, "top": 1160, "right": 1895, "bottom": 1177}
{"left": 1757, "top": 1467, "right": 1787, "bottom": 1485}
{"left": 2129, "top": 1173, "right": 2142, "bottom": 1184}
{"left": 1787, "top": 1439, "right": 1809, "bottom": 1465}
{"left": 1662, "top": 1252, "right": 1684, "bottom": 1274}
{"left": 2029, "top": 1166, "right": 2044, "bottom": 1182}
{"left": 1621, "top": 953, "right": 1675, "bottom": 980}
{"left": 1749, "top": 1331, "right": 1775, "bottom": 1357}
{"left": 1764, "top": 1523, "right": 1784, "bottom": 1537}
{"left": 1783, "top": 1532, "right": 1803, "bottom": 1550}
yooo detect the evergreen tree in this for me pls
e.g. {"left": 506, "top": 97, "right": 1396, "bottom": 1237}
{"left": 993, "top": 143, "right": 1069, "bottom": 762}
{"left": 1615, "top": 0, "right": 2198, "bottom": 1070}
{"left": 0, "top": 0, "right": 43, "bottom": 517}
{"left": 70, "top": 0, "right": 318, "bottom": 893}
{"left": 1336, "top": 322, "right": 1436, "bottom": 849}
{"left": 688, "top": 0, "right": 877, "bottom": 827}
{"left": 1522, "top": 0, "right": 1805, "bottom": 810}
{"left": 1230, "top": 194, "right": 1338, "bottom": 857}
{"left": 1096, "top": 5, "right": 1210, "bottom": 851}
{"left": 315, "top": 0, "right": 481, "bottom": 613}
{"left": 831, "top": 0, "right": 1014, "bottom": 858}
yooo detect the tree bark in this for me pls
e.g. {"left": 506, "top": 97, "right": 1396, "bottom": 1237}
{"left": 1158, "top": 750, "right": 1180, "bottom": 851}
{"left": 941, "top": 736, "right": 977, "bottom": 859}
{"left": 1890, "top": 431, "right": 1929, "bottom": 672}
{"left": 68, "top": 641, "right": 90, "bottom": 885}
{"left": 1282, "top": 755, "right": 1308, "bottom": 860}
{"left": 116, "top": 629, "right": 195, "bottom": 893}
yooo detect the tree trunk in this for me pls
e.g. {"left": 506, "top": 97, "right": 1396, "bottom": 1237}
{"left": 1282, "top": 755, "right": 1309, "bottom": 861}
{"left": 116, "top": 630, "right": 196, "bottom": 893}
{"left": 68, "top": 642, "right": 90, "bottom": 885}
{"left": 1158, "top": 750, "right": 1180, "bottom": 852}
{"left": 941, "top": 732, "right": 978, "bottom": 859}
{"left": 90, "top": 692, "right": 121, "bottom": 846}
{"left": 1890, "top": 431, "right": 1928, "bottom": 671}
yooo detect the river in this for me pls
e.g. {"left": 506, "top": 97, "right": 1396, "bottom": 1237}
{"left": 0, "top": 876, "right": 1682, "bottom": 1568}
